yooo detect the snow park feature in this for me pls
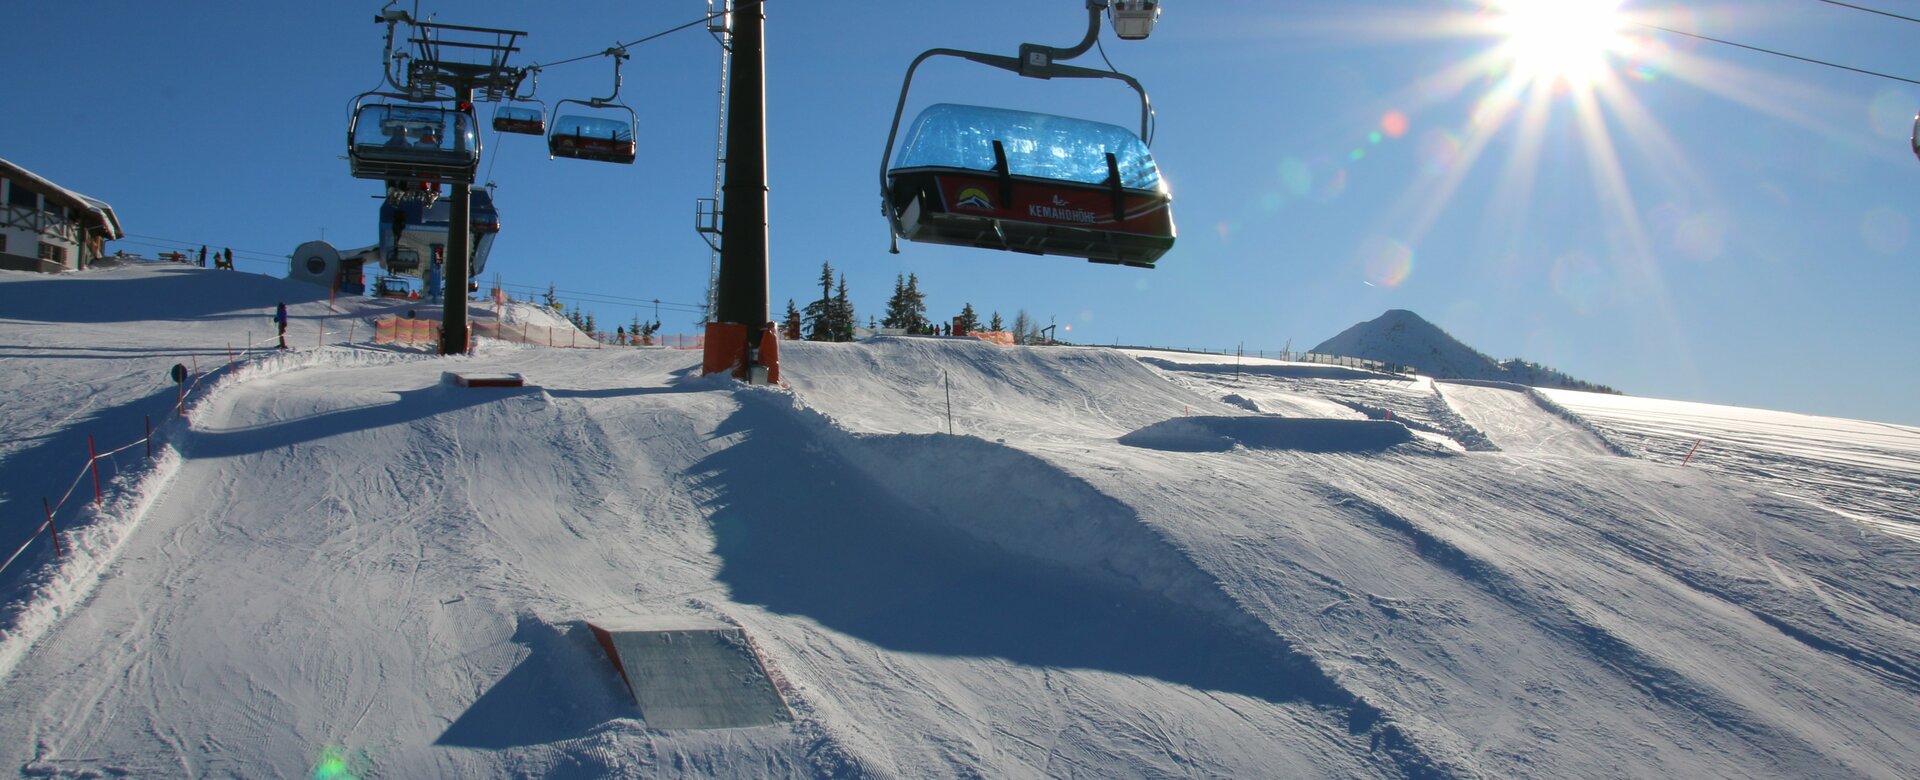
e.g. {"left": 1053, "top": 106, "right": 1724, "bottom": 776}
{"left": 587, "top": 617, "right": 792, "bottom": 730}
{"left": 447, "top": 371, "right": 526, "bottom": 388}
{"left": 0, "top": 261, "right": 1918, "bottom": 777}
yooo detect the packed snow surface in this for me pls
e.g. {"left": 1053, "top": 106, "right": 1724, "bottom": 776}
{"left": 0, "top": 262, "right": 1916, "bottom": 778}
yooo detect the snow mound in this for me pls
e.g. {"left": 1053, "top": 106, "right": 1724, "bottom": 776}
{"left": 1119, "top": 415, "right": 1417, "bottom": 453}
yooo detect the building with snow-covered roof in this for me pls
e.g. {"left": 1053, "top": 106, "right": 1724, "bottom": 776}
{"left": 0, "top": 157, "right": 122, "bottom": 273}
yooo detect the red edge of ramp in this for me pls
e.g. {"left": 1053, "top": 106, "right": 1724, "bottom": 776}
{"left": 588, "top": 623, "right": 638, "bottom": 703}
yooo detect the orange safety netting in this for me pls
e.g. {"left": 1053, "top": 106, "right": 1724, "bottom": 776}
{"left": 371, "top": 317, "right": 440, "bottom": 346}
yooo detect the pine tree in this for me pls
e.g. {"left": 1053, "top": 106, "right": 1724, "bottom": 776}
{"left": 881, "top": 274, "right": 909, "bottom": 331}
{"left": 956, "top": 302, "right": 980, "bottom": 335}
{"left": 1011, "top": 310, "right": 1033, "bottom": 345}
{"left": 803, "top": 261, "right": 835, "bottom": 341}
{"left": 904, "top": 273, "right": 928, "bottom": 334}
{"left": 544, "top": 282, "right": 562, "bottom": 312}
{"left": 831, "top": 274, "right": 855, "bottom": 341}
{"left": 989, "top": 311, "right": 1004, "bottom": 332}
{"left": 784, "top": 298, "right": 801, "bottom": 337}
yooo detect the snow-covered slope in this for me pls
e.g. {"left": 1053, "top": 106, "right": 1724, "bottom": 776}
{"left": 1544, "top": 388, "right": 1920, "bottom": 543}
{"left": 1, "top": 263, "right": 1917, "bottom": 778}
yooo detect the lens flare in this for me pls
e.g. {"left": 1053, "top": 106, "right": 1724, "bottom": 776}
{"left": 1279, "top": 156, "right": 1348, "bottom": 202}
{"left": 1861, "top": 207, "right": 1909, "bottom": 255}
{"left": 1550, "top": 249, "right": 1608, "bottom": 314}
{"left": 1673, "top": 211, "right": 1727, "bottom": 261}
{"left": 312, "top": 746, "right": 362, "bottom": 780}
{"left": 1867, "top": 89, "right": 1915, "bottom": 140}
{"left": 1381, "top": 110, "right": 1410, "bottom": 139}
{"left": 1360, "top": 236, "right": 1415, "bottom": 287}
{"left": 1618, "top": 34, "right": 1672, "bottom": 83}
{"left": 1418, "top": 130, "right": 1463, "bottom": 176}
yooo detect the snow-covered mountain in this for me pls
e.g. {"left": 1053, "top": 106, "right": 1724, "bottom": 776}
{"left": 0, "top": 262, "right": 1915, "bottom": 778}
{"left": 1313, "top": 309, "right": 1617, "bottom": 392}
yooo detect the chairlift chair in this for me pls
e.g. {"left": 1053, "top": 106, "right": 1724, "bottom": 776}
{"left": 879, "top": 17, "right": 1175, "bottom": 268}
{"left": 347, "top": 99, "right": 480, "bottom": 185}
{"left": 492, "top": 68, "right": 547, "bottom": 135}
{"left": 377, "top": 189, "right": 502, "bottom": 278}
{"left": 494, "top": 104, "right": 547, "bottom": 135}
{"left": 879, "top": 4, "right": 1175, "bottom": 269}
{"left": 548, "top": 102, "right": 638, "bottom": 164}
{"left": 1911, "top": 112, "right": 1920, "bottom": 163}
{"left": 547, "top": 48, "right": 638, "bottom": 165}
{"left": 886, "top": 103, "right": 1173, "bottom": 268}
{"left": 374, "top": 274, "right": 416, "bottom": 299}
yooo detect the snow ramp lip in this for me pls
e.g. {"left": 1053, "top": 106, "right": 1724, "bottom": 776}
{"left": 1119, "top": 415, "right": 1415, "bottom": 453}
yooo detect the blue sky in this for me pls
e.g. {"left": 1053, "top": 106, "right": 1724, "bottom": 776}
{"left": 7, "top": 1, "right": 1917, "bottom": 425}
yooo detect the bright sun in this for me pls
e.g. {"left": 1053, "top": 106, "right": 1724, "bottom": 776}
{"left": 1494, "top": 0, "right": 1627, "bottom": 88}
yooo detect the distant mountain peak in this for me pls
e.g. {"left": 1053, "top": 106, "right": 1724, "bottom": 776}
{"left": 1310, "top": 311, "right": 1619, "bottom": 393}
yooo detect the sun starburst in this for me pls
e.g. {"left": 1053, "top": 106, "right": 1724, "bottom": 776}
{"left": 1492, "top": 0, "right": 1630, "bottom": 89}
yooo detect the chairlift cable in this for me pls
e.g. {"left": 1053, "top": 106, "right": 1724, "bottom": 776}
{"left": 483, "top": 123, "right": 504, "bottom": 182}
{"left": 491, "top": 281, "right": 708, "bottom": 313}
{"left": 1811, "top": 0, "right": 1920, "bottom": 26}
{"left": 529, "top": 4, "right": 749, "bottom": 71}
{"left": 1638, "top": 22, "right": 1920, "bottom": 85}
{"left": 1094, "top": 35, "right": 1119, "bottom": 74}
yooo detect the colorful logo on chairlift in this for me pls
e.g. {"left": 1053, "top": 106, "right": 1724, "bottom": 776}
{"left": 955, "top": 187, "right": 994, "bottom": 211}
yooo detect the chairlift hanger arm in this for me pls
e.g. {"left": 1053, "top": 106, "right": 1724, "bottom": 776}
{"left": 375, "top": 16, "right": 414, "bottom": 96}
{"left": 1019, "top": 0, "right": 1113, "bottom": 71}
{"left": 590, "top": 48, "right": 631, "bottom": 105}
{"left": 878, "top": 46, "right": 1154, "bottom": 205}
{"left": 509, "top": 66, "right": 540, "bottom": 101}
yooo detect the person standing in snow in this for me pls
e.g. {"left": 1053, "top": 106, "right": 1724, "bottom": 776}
{"left": 273, "top": 302, "right": 289, "bottom": 349}
{"left": 424, "top": 260, "right": 442, "bottom": 305}
{"left": 198, "top": 246, "right": 207, "bottom": 267}
{"left": 223, "top": 247, "right": 234, "bottom": 270}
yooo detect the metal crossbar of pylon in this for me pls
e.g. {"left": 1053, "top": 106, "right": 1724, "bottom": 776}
{"left": 405, "top": 21, "right": 529, "bottom": 101}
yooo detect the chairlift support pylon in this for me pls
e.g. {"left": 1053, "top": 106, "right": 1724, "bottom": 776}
{"left": 348, "top": 5, "right": 528, "bottom": 356}
{"left": 548, "top": 48, "right": 639, "bottom": 165}
{"left": 879, "top": 0, "right": 1174, "bottom": 269}
{"left": 698, "top": 0, "right": 733, "bottom": 317}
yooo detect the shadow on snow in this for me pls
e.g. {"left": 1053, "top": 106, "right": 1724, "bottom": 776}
{"left": 695, "top": 400, "right": 1316, "bottom": 706}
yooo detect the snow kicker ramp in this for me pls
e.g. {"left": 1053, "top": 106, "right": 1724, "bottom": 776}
{"left": 1437, "top": 380, "right": 1616, "bottom": 456}
{"left": 588, "top": 617, "right": 791, "bottom": 730}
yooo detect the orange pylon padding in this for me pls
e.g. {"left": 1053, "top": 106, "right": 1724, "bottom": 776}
{"left": 703, "top": 322, "right": 749, "bottom": 377}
